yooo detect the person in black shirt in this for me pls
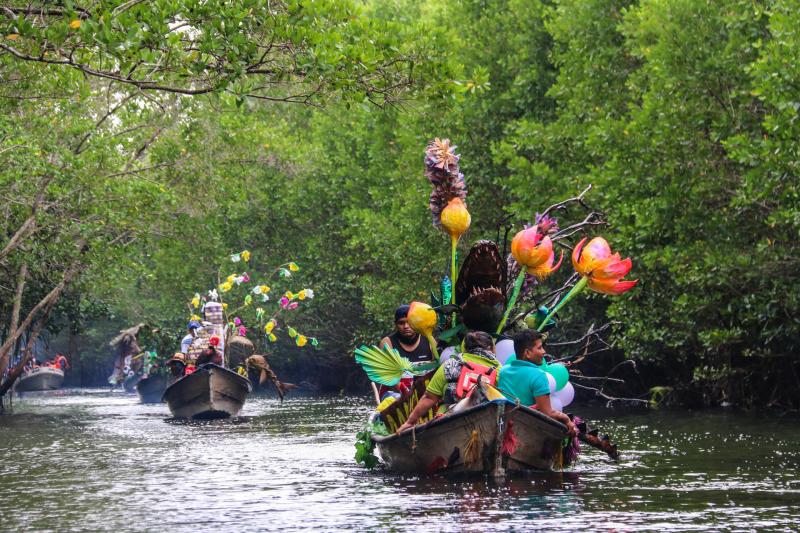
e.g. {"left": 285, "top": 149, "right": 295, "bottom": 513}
{"left": 375, "top": 304, "right": 435, "bottom": 400}
{"left": 380, "top": 304, "right": 435, "bottom": 363}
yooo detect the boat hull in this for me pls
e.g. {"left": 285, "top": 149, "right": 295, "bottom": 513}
{"left": 136, "top": 374, "right": 169, "bottom": 404}
{"left": 15, "top": 367, "right": 65, "bottom": 392}
{"left": 162, "top": 364, "right": 251, "bottom": 419}
{"left": 372, "top": 400, "right": 567, "bottom": 476}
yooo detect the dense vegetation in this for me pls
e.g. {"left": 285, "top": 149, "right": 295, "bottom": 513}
{"left": 1, "top": 0, "right": 797, "bottom": 408}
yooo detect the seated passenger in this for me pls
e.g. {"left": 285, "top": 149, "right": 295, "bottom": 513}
{"left": 196, "top": 346, "right": 222, "bottom": 367}
{"left": 380, "top": 305, "right": 435, "bottom": 363}
{"left": 52, "top": 353, "right": 69, "bottom": 371}
{"left": 180, "top": 321, "right": 201, "bottom": 354}
{"left": 377, "top": 304, "right": 435, "bottom": 399}
{"left": 497, "top": 330, "right": 577, "bottom": 436}
{"left": 166, "top": 353, "right": 187, "bottom": 378}
{"left": 395, "top": 331, "right": 500, "bottom": 434}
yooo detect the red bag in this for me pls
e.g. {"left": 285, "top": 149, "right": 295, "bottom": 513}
{"left": 455, "top": 360, "right": 497, "bottom": 399}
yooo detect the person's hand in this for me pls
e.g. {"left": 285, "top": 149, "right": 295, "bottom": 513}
{"left": 396, "top": 421, "right": 414, "bottom": 435}
{"left": 566, "top": 420, "right": 578, "bottom": 437}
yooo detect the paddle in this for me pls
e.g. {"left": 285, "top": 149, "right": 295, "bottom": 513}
{"left": 571, "top": 416, "right": 619, "bottom": 461}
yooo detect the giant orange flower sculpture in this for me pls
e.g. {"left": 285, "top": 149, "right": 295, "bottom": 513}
{"left": 511, "top": 226, "right": 563, "bottom": 281}
{"left": 535, "top": 236, "right": 637, "bottom": 331}
{"left": 497, "top": 225, "right": 563, "bottom": 333}
{"left": 572, "top": 237, "right": 637, "bottom": 295}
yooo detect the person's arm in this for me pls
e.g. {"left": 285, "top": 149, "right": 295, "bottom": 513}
{"left": 534, "top": 394, "right": 577, "bottom": 436}
{"left": 396, "top": 392, "right": 441, "bottom": 434}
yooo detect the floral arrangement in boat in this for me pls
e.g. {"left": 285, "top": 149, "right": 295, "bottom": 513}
{"left": 411, "top": 137, "right": 638, "bottom": 348}
{"left": 187, "top": 250, "right": 319, "bottom": 357}
{"left": 354, "top": 138, "right": 640, "bottom": 428}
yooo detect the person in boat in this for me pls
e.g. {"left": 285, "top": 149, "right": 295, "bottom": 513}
{"left": 380, "top": 305, "right": 435, "bottom": 362}
{"left": 377, "top": 304, "right": 436, "bottom": 399}
{"left": 166, "top": 353, "right": 188, "bottom": 378}
{"left": 496, "top": 329, "right": 577, "bottom": 436}
{"left": 196, "top": 346, "right": 223, "bottom": 367}
{"left": 395, "top": 331, "right": 500, "bottom": 434}
{"left": 180, "top": 321, "right": 202, "bottom": 354}
{"left": 48, "top": 353, "right": 68, "bottom": 371}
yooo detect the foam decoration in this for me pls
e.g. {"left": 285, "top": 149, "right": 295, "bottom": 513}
{"left": 241, "top": 250, "right": 251, "bottom": 262}
{"left": 440, "top": 345, "right": 457, "bottom": 363}
{"left": 407, "top": 301, "right": 440, "bottom": 360}
{"left": 495, "top": 338, "right": 515, "bottom": 365}
{"left": 546, "top": 362, "right": 570, "bottom": 391}
{"left": 537, "top": 236, "right": 637, "bottom": 331}
{"left": 546, "top": 372, "right": 557, "bottom": 394}
{"left": 555, "top": 381, "right": 575, "bottom": 407}
{"left": 498, "top": 225, "right": 562, "bottom": 333}
{"left": 550, "top": 396, "right": 564, "bottom": 412}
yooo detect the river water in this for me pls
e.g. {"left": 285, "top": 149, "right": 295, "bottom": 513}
{"left": 1, "top": 389, "right": 798, "bottom": 532}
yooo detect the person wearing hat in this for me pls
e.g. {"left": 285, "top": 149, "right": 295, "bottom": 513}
{"left": 180, "top": 321, "right": 202, "bottom": 354}
{"left": 166, "top": 353, "right": 188, "bottom": 378}
{"left": 379, "top": 304, "right": 435, "bottom": 364}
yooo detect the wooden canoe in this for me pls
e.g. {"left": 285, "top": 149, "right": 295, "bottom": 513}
{"left": 136, "top": 374, "right": 169, "bottom": 404}
{"left": 15, "top": 367, "right": 65, "bottom": 392}
{"left": 371, "top": 399, "right": 567, "bottom": 477}
{"left": 162, "top": 364, "right": 251, "bottom": 419}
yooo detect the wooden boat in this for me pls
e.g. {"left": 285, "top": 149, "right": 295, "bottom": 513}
{"left": 122, "top": 372, "right": 142, "bottom": 393}
{"left": 162, "top": 364, "right": 251, "bottom": 419}
{"left": 15, "top": 367, "right": 65, "bottom": 392}
{"left": 136, "top": 374, "right": 169, "bottom": 404}
{"left": 371, "top": 399, "right": 567, "bottom": 477}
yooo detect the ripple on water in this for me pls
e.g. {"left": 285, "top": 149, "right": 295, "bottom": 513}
{"left": 1, "top": 390, "right": 799, "bottom": 532}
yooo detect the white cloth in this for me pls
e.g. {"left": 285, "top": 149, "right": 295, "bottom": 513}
{"left": 180, "top": 333, "right": 194, "bottom": 354}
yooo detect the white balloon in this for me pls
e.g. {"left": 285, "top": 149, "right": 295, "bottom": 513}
{"left": 495, "top": 339, "right": 515, "bottom": 365}
{"left": 440, "top": 345, "right": 457, "bottom": 363}
{"left": 546, "top": 372, "right": 557, "bottom": 393}
{"left": 549, "top": 396, "right": 564, "bottom": 412}
{"left": 555, "top": 382, "right": 575, "bottom": 407}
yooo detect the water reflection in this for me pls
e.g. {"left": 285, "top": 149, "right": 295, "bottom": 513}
{"left": 1, "top": 390, "right": 799, "bottom": 532}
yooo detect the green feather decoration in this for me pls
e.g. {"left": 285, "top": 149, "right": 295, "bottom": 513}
{"left": 354, "top": 345, "right": 439, "bottom": 385}
{"left": 354, "top": 345, "right": 414, "bottom": 386}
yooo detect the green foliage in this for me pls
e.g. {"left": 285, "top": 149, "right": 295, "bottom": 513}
{"left": 2, "top": 0, "right": 798, "bottom": 408}
{"left": 354, "top": 421, "right": 388, "bottom": 468}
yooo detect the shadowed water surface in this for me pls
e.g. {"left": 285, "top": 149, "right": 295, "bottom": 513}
{"left": 1, "top": 390, "right": 798, "bottom": 531}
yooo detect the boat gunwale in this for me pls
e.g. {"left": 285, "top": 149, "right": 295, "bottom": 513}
{"left": 371, "top": 399, "right": 567, "bottom": 444}
{"left": 161, "top": 363, "right": 252, "bottom": 403}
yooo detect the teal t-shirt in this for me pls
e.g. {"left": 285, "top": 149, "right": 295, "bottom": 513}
{"left": 496, "top": 359, "right": 550, "bottom": 406}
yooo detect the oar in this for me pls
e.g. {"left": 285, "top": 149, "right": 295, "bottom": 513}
{"left": 573, "top": 417, "right": 619, "bottom": 461}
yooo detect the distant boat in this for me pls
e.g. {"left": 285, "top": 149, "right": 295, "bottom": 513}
{"left": 372, "top": 399, "right": 567, "bottom": 477}
{"left": 162, "top": 364, "right": 251, "bottom": 419}
{"left": 122, "top": 372, "right": 142, "bottom": 393}
{"left": 136, "top": 374, "right": 169, "bottom": 404}
{"left": 15, "top": 367, "right": 65, "bottom": 392}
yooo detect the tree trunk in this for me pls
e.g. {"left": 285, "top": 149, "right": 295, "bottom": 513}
{"left": 0, "top": 263, "right": 28, "bottom": 377}
{"left": 0, "top": 243, "right": 85, "bottom": 396}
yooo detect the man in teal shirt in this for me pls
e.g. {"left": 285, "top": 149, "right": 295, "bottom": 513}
{"left": 497, "top": 330, "right": 577, "bottom": 436}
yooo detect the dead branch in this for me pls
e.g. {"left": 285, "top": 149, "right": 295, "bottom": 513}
{"left": 552, "top": 211, "right": 607, "bottom": 241}
{"left": 549, "top": 322, "right": 619, "bottom": 347}
{"left": 540, "top": 185, "right": 593, "bottom": 218}
{"left": 572, "top": 382, "right": 649, "bottom": 408}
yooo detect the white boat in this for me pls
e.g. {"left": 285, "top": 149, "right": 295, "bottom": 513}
{"left": 15, "top": 367, "right": 65, "bottom": 392}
